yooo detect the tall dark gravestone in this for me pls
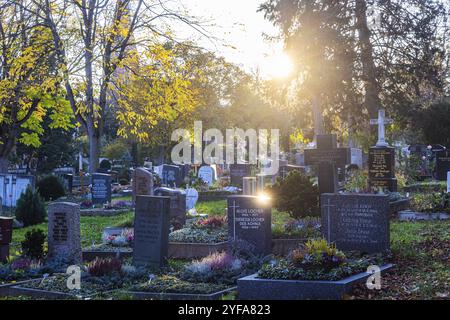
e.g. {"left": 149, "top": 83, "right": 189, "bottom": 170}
{"left": 133, "top": 196, "right": 170, "bottom": 268}
{"left": 0, "top": 217, "right": 14, "bottom": 263}
{"left": 48, "top": 202, "right": 82, "bottom": 264}
{"left": 369, "top": 110, "right": 397, "bottom": 191}
{"left": 230, "top": 164, "right": 251, "bottom": 187}
{"left": 91, "top": 173, "right": 112, "bottom": 204}
{"left": 304, "top": 134, "right": 350, "bottom": 194}
{"left": 321, "top": 194, "right": 390, "bottom": 253}
{"left": 435, "top": 149, "right": 450, "bottom": 181}
{"left": 227, "top": 195, "right": 272, "bottom": 255}
{"left": 161, "top": 165, "right": 181, "bottom": 187}
{"left": 154, "top": 187, "right": 186, "bottom": 229}
{"left": 368, "top": 147, "right": 397, "bottom": 191}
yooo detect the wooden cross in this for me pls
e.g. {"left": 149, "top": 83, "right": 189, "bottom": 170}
{"left": 370, "top": 109, "right": 393, "bottom": 147}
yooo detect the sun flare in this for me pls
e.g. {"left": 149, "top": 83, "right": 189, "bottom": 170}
{"left": 262, "top": 52, "right": 294, "bottom": 79}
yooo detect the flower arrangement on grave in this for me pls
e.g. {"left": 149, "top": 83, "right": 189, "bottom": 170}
{"left": 169, "top": 217, "right": 228, "bottom": 244}
{"left": 258, "top": 239, "right": 388, "bottom": 281}
{"left": 272, "top": 217, "right": 322, "bottom": 239}
{"left": 192, "top": 216, "right": 226, "bottom": 230}
{"left": 180, "top": 251, "right": 247, "bottom": 285}
{"left": 102, "top": 228, "right": 134, "bottom": 247}
{"left": 80, "top": 200, "right": 93, "bottom": 209}
{"left": 103, "top": 200, "right": 132, "bottom": 210}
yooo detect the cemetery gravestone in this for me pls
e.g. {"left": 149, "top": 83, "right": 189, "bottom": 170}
{"left": 351, "top": 148, "right": 363, "bottom": 169}
{"left": 185, "top": 188, "right": 199, "bottom": 210}
{"left": 48, "top": 202, "right": 82, "bottom": 264}
{"left": 161, "top": 165, "right": 181, "bottom": 187}
{"left": 0, "top": 217, "right": 13, "bottom": 263}
{"left": 0, "top": 174, "right": 35, "bottom": 207}
{"left": 198, "top": 165, "right": 215, "bottom": 186}
{"left": 295, "top": 152, "right": 305, "bottom": 166}
{"left": 304, "top": 134, "right": 350, "bottom": 194}
{"left": 227, "top": 195, "right": 272, "bottom": 255}
{"left": 242, "top": 177, "right": 257, "bottom": 195}
{"left": 369, "top": 109, "right": 397, "bottom": 191}
{"left": 132, "top": 168, "right": 154, "bottom": 203}
{"left": 154, "top": 187, "right": 187, "bottom": 228}
{"left": 321, "top": 194, "right": 390, "bottom": 253}
{"left": 435, "top": 150, "right": 450, "bottom": 181}
{"left": 230, "top": 164, "right": 251, "bottom": 187}
{"left": 133, "top": 196, "right": 170, "bottom": 267}
{"left": 447, "top": 171, "right": 450, "bottom": 193}
{"left": 91, "top": 173, "right": 112, "bottom": 204}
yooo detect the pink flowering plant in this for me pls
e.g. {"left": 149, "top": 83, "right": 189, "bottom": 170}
{"left": 102, "top": 228, "right": 134, "bottom": 247}
{"left": 181, "top": 251, "right": 252, "bottom": 285}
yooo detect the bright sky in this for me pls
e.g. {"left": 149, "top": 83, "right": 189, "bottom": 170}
{"left": 170, "top": 0, "right": 287, "bottom": 78}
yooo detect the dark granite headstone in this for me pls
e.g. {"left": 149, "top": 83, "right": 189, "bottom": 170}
{"left": 318, "top": 162, "right": 338, "bottom": 194}
{"left": 154, "top": 187, "right": 186, "bottom": 229}
{"left": 91, "top": 173, "right": 112, "bottom": 204}
{"left": 48, "top": 202, "right": 82, "bottom": 264}
{"left": 230, "top": 164, "right": 251, "bottom": 186}
{"left": 368, "top": 146, "right": 397, "bottom": 191}
{"left": 0, "top": 217, "right": 13, "bottom": 263}
{"left": 161, "top": 165, "right": 181, "bottom": 187}
{"left": 133, "top": 196, "right": 170, "bottom": 267}
{"left": 321, "top": 194, "right": 390, "bottom": 253}
{"left": 227, "top": 195, "right": 272, "bottom": 255}
{"left": 435, "top": 150, "right": 450, "bottom": 181}
{"left": 304, "top": 134, "right": 350, "bottom": 194}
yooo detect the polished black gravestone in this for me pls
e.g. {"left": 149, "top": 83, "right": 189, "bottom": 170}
{"left": 161, "top": 165, "right": 181, "bottom": 187}
{"left": 227, "top": 195, "right": 271, "bottom": 255}
{"left": 435, "top": 149, "right": 450, "bottom": 181}
{"left": 321, "top": 194, "right": 390, "bottom": 253}
{"left": 91, "top": 173, "right": 112, "bottom": 204}
{"left": 304, "top": 134, "right": 350, "bottom": 194}
{"left": 229, "top": 164, "right": 251, "bottom": 187}
{"left": 133, "top": 196, "right": 170, "bottom": 268}
{"left": 368, "top": 147, "right": 397, "bottom": 191}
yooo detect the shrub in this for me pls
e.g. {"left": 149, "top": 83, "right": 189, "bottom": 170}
{"left": 344, "top": 169, "right": 369, "bottom": 193}
{"left": 21, "top": 229, "right": 46, "bottom": 260}
{"left": 267, "top": 171, "right": 319, "bottom": 219}
{"left": 36, "top": 175, "right": 66, "bottom": 201}
{"left": 99, "top": 159, "right": 112, "bottom": 171}
{"left": 15, "top": 186, "right": 46, "bottom": 227}
{"left": 87, "top": 257, "right": 122, "bottom": 277}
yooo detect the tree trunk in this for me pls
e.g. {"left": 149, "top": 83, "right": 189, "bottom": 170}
{"left": 312, "top": 95, "right": 325, "bottom": 136}
{"left": 88, "top": 130, "right": 101, "bottom": 174}
{"left": 0, "top": 157, "right": 9, "bottom": 174}
{"left": 355, "top": 0, "right": 381, "bottom": 120}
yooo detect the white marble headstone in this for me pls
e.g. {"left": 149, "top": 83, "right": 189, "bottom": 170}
{"left": 447, "top": 171, "right": 450, "bottom": 193}
{"left": 198, "top": 166, "right": 214, "bottom": 186}
{"left": 185, "top": 188, "right": 199, "bottom": 210}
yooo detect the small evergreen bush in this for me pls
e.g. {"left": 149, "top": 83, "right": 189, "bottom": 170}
{"left": 21, "top": 229, "right": 46, "bottom": 259}
{"left": 36, "top": 175, "right": 65, "bottom": 201}
{"left": 267, "top": 170, "right": 319, "bottom": 219}
{"left": 15, "top": 186, "right": 47, "bottom": 227}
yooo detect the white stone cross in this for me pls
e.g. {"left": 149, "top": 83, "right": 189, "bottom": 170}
{"left": 370, "top": 109, "right": 393, "bottom": 147}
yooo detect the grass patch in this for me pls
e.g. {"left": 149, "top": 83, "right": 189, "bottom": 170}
{"left": 10, "top": 211, "right": 134, "bottom": 257}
